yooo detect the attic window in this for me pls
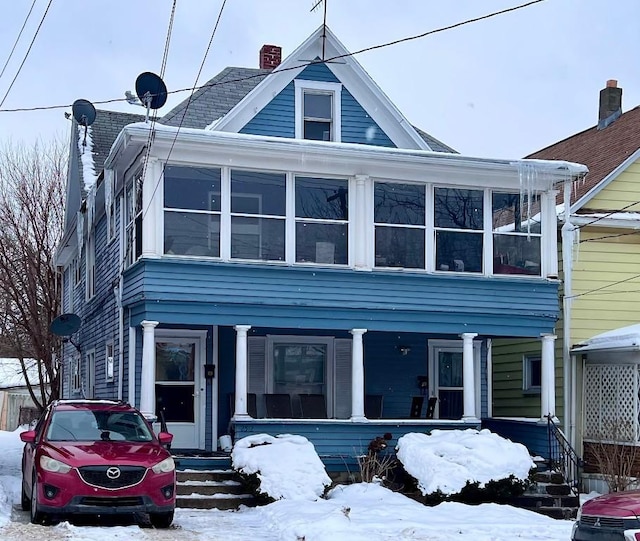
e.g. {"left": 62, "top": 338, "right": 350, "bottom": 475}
{"left": 295, "top": 80, "right": 341, "bottom": 142}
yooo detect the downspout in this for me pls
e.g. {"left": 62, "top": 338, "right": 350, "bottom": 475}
{"left": 115, "top": 276, "right": 124, "bottom": 401}
{"left": 561, "top": 179, "right": 575, "bottom": 446}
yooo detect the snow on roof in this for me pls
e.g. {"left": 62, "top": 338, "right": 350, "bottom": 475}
{"left": 572, "top": 323, "right": 640, "bottom": 352}
{"left": 77, "top": 124, "right": 98, "bottom": 193}
{"left": 0, "top": 358, "right": 40, "bottom": 389}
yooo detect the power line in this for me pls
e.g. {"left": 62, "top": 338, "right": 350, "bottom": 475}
{"left": 0, "top": 0, "right": 547, "bottom": 115}
{"left": 0, "top": 0, "right": 38, "bottom": 82}
{"left": 574, "top": 199, "right": 640, "bottom": 231}
{"left": 0, "top": 0, "right": 54, "bottom": 108}
{"left": 567, "top": 272, "right": 640, "bottom": 300}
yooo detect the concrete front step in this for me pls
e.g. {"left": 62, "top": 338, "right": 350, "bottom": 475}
{"left": 176, "top": 469, "right": 257, "bottom": 510}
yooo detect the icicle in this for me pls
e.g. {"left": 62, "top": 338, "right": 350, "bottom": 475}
{"left": 76, "top": 210, "right": 84, "bottom": 256}
{"left": 87, "top": 185, "right": 95, "bottom": 229}
{"left": 104, "top": 169, "right": 114, "bottom": 214}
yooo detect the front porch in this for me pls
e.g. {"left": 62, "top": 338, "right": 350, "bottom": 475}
{"left": 232, "top": 418, "right": 480, "bottom": 472}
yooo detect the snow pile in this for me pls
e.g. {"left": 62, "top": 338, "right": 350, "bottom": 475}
{"left": 0, "top": 427, "right": 26, "bottom": 527}
{"left": 396, "top": 429, "right": 535, "bottom": 495}
{"left": 232, "top": 433, "right": 331, "bottom": 501}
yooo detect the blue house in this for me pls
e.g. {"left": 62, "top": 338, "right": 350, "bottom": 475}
{"left": 56, "top": 26, "right": 587, "bottom": 466}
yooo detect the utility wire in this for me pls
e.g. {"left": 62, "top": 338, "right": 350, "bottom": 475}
{"left": 0, "top": 0, "right": 38, "bottom": 82}
{"left": 0, "top": 0, "right": 53, "bottom": 108}
{"left": 0, "top": 0, "right": 547, "bottom": 114}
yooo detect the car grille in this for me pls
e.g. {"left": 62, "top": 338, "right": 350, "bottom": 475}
{"left": 581, "top": 515, "right": 625, "bottom": 529}
{"left": 80, "top": 496, "right": 144, "bottom": 507}
{"left": 78, "top": 466, "right": 147, "bottom": 489}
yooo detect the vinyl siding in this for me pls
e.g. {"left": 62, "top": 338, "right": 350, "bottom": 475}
{"left": 240, "top": 62, "right": 395, "bottom": 146}
{"left": 123, "top": 259, "right": 559, "bottom": 337}
{"left": 583, "top": 161, "right": 640, "bottom": 212}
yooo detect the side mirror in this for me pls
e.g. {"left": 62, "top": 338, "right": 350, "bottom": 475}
{"left": 20, "top": 430, "right": 36, "bottom": 444}
{"left": 158, "top": 432, "right": 173, "bottom": 446}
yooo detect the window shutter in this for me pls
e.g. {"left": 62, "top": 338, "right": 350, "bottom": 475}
{"left": 248, "top": 337, "right": 266, "bottom": 417}
{"left": 333, "top": 338, "right": 352, "bottom": 419}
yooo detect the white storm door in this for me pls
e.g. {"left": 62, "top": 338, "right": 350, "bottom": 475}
{"left": 155, "top": 332, "right": 206, "bottom": 449}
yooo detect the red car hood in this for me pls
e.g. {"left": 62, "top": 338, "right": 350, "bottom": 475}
{"left": 583, "top": 490, "right": 640, "bottom": 517}
{"left": 43, "top": 441, "right": 169, "bottom": 468}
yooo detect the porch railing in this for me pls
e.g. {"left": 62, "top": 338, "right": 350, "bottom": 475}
{"left": 547, "top": 416, "right": 582, "bottom": 494}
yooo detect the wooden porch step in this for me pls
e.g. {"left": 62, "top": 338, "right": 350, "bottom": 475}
{"left": 176, "top": 468, "right": 257, "bottom": 510}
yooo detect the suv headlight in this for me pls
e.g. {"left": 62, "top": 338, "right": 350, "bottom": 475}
{"left": 152, "top": 457, "right": 175, "bottom": 474}
{"left": 40, "top": 455, "right": 72, "bottom": 474}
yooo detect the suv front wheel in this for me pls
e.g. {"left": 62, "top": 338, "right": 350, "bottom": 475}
{"left": 149, "top": 511, "right": 174, "bottom": 529}
{"left": 30, "top": 474, "right": 54, "bottom": 525}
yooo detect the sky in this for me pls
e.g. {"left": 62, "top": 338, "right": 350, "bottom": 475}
{"left": 0, "top": 426, "right": 586, "bottom": 540}
{"left": 0, "top": 0, "right": 638, "bottom": 160}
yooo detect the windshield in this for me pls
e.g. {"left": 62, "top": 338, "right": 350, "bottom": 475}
{"left": 47, "top": 409, "right": 154, "bottom": 442}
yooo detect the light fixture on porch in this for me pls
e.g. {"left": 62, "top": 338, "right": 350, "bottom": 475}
{"left": 397, "top": 345, "right": 411, "bottom": 356}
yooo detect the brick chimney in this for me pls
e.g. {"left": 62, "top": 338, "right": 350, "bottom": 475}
{"left": 598, "top": 79, "right": 622, "bottom": 130}
{"left": 259, "top": 45, "right": 282, "bottom": 70}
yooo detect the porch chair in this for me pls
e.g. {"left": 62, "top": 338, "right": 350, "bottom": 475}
{"left": 299, "top": 394, "right": 327, "bottom": 419}
{"left": 409, "top": 396, "right": 424, "bottom": 418}
{"left": 265, "top": 393, "right": 293, "bottom": 418}
{"left": 229, "top": 393, "right": 258, "bottom": 418}
{"left": 425, "top": 396, "right": 438, "bottom": 419}
{"left": 364, "top": 394, "right": 383, "bottom": 419}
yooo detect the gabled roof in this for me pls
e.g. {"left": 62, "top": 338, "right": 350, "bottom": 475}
{"left": 161, "top": 67, "right": 271, "bottom": 129}
{"left": 526, "top": 105, "right": 640, "bottom": 211}
{"left": 214, "top": 25, "right": 436, "bottom": 151}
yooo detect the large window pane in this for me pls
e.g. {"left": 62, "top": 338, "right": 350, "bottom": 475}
{"left": 492, "top": 192, "right": 541, "bottom": 233}
{"left": 296, "top": 177, "right": 348, "bottom": 220}
{"left": 375, "top": 226, "right": 425, "bottom": 268}
{"left": 232, "top": 217, "right": 285, "bottom": 261}
{"left": 435, "top": 188, "right": 483, "bottom": 230}
{"left": 231, "top": 170, "right": 285, "bottom": 216}
{"left": 165, "top": 212, "right": 219, "bottom": 257}
{"left": 436, "top": 231, "right": 482, "bottom": 273}
{"left": 375, "top": 183, "right": 425, "bottom": 225}
{"left": 296, "top": 222, "right": 347, "bottom": 264}
{"left": 493, "top": 234, "right": 541, "bottom": 275}
{"left": 164, "top": 166, "right": 221, "bottom": 211}
{"left": 304, "top": 93, "right": 332, "bottom": 119}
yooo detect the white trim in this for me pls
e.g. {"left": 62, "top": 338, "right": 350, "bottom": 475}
{"left": 154, "top": 328, "right": 207, "bottom": 450}
{"left": 570, "top": 213, "right": 640, "bottom": 229}
{"left": 128, "top": 326, "right": 136, "bottom": 408}
{"left": 572, "top": 148, "right": 640, "bottom": 212}
{"left": 213, "top": 25, "right": 429, "bottom": 150}
{"left": 294, "top": 79, "right": 342, "bottom": 142}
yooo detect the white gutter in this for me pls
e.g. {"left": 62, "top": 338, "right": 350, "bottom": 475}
{"left": 104, "top": 123, "right": 588, "bottom": 184}
{"left": 561, "top": 179, "right": 575, "bottom": 446}
{"left": 115, "top": 277, "right": 124, "bottom": 401}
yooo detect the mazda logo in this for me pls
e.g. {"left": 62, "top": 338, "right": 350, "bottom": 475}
{"left": 106, "top": 467, "right": 121, "bottom": 479}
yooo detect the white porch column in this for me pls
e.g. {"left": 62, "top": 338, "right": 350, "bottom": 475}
{"left": 541, "top": 333, "right": 557, "bottom": 420}
{"left": 141, "top": 157, "right": 162, "bottom": 258}
{"left": 350, "top": 329, "right": 367, "bottom": 421}
{"left": 233, "top": 325, "right": 252, "bottom": 418}
{"left": 460, "top": 332, "right": 478, "bottom": 420}
{"left": 139, "top": 320, "right": 159, "bottom": 418}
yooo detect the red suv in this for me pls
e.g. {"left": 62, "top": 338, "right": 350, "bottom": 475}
{"left": 20, "top": 399, "right": 175, "bottom": 527}
{"left": 572, "top": 491, "right": 640, "bottom": 540}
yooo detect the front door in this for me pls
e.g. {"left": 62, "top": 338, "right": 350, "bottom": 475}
{"left": 154, "top": 332, "right": 206, "bottom": 449}
{"left": 429, "top": 339, "right": 481, "bottom": 420}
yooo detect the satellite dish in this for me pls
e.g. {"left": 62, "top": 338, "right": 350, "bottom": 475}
{"left": 71, "top": 99, "right": 96, "bottom": 127}
{"left": 135, "top": 72, "right": 168, "bottom": 120}
{"left": 50, "top": 313, "right": 81, "bottom": 337}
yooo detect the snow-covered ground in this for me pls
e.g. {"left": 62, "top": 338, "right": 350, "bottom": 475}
{"left": 0, "top": 427, "right": 577, "bottom": 540}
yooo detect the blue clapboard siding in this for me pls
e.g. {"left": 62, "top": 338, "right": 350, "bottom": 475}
{"left": 341, "top": 87, "right": 394, "bottom": 147}
{"left": 240, "top": 63, "right": 395, "bottom": 146}
{"left": 123, "top": 260, "right": 559, "bottom": 336}
{"left": 240, "top": 81, "right": 295, "bottom": 138}
{"left": 233, "top": 419, "right": 480, "bottom": 471}
{"left": 482, "top": 418, "right": 551, "bottom": 459}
